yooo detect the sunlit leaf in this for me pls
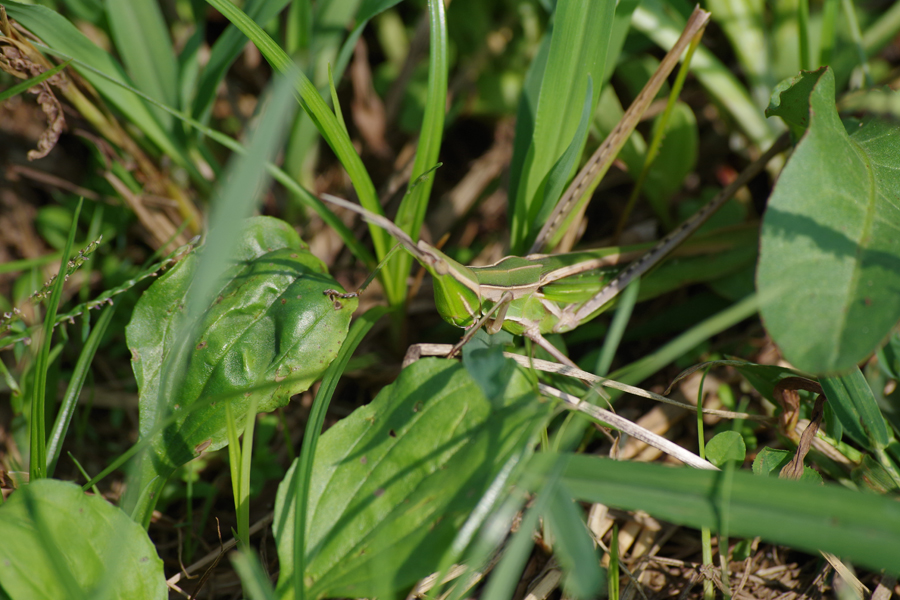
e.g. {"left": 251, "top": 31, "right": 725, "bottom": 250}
{"left": 0, "top": 480, "right": 165, "bottom": 600}
{"left": 759, "top": 67, "right": 900, "bottom": 374}
{"left": 273, "top": 358, "right": 550, "bottom": 600}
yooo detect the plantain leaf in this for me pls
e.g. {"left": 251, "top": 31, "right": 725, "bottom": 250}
{"left": 125, "top": 217, "right": 355, "bottom": 508}
{"left": 758, "top": 67, "right": 900, "bottom": 374}
{"left": 0, "top": 480, "right": 165, "bottom": 600}
{"left": 273, "top": 358, "right": 550, "bottom": 600}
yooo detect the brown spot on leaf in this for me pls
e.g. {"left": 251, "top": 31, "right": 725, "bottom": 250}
{"left": 196, "top": 340, "right": 207, "bottom": 350}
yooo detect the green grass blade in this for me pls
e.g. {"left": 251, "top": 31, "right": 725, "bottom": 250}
{"left": 703, "top": 0, "right": 772, "bottom": 106}
{"left": 509, "top": 0, "right": 616, "bottom": 253}
{"left": 45, "top": 302, "right": 117, "bottom": 478}
{"left": 632, "top": 0, "right": 776, "bottom": 147}
{"left": 0, "top": 59, "right": 71, "bottom": 103}
{"left": 291, "top": 306, "right": 389, "bottom": 600}
{"left": 593, "top": 278, "right": 640, "bottom": 377}
{"left": 203, "top": 0, "right": 397, "bottom": 298}
{"left": 389, "top": 0, "right": 448, "bottom": 315}
{"left": 840, "top": 0, "right": 872, "bottom": 86}
{"left": 238, "top": 394, "right": 261, "bottom": 550}
{"left": 3, "top": 2, "right": 198, "bottom": 179}
{"left": 191, "top": 0, "right": 291, "bottom": 122}
{"left": 534, "top": 452, "right": 900, "bottom": 573}
{"left": 231, "top": 550, "right": 277, "bottom": 600}
{"left": 609, "top": 294, "right": 760, "bottom": 393}
{"left": 30, "top": 198, "right": 83, "bottom": 481}
{"left": 17, "top": 50, "right": 373, "bottom": 266}
{"left": 105, "top": 0, "right": 180, "bottom": 126}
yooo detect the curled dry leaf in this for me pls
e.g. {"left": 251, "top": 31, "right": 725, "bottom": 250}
{"left": 0, "top": 11, "right": 68, "bottom": 159}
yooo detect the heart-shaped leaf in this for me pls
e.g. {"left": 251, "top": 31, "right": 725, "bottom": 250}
{"left": 758, "top": 68, "right": 900, "bottom": 374}
{"left": 273, "top": 357, "right": 551, "bottom": 600}
{"left": 0, "top": 480, "right": 165, "bottom": 600}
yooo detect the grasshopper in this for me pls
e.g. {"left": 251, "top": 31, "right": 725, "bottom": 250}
{"left": 322, "top": 7, "right": 790, "bottom": 368}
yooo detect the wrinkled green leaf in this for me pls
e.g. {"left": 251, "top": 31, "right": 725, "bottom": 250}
{"left": 273, "top": 358, "right": 550, "bottom": 600}
{"left": 758, "top": 68, "right": 900, "bottom": 374}
{"left": 0, "top": 480, "right": 165, "bottom": 600}
{"left": 126, "top": 217, "right": 355, "bottom": 490}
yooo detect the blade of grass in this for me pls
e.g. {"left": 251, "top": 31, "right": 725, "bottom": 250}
{"left": 632, "top": 0, "right": 776, "bottom": 147}
{"left": 45, "top": 301, "right": 117, "bottom": 477}
{"left": 509, "top": 0, "right": 616, "bottom": 253}
{"left": 614, "top": 24, "right": 704, "bottom": 232}
{"left": 191, "top": 0, "right": 291, "bottom": 122}
{"left": 67, "top": 452, "right": 100, "bottom": 496}
{"left": 291, "top": 305, "right": 389, "bottom": 600}
{"left": 225, "top": 400, "right": 243, "bottom": 540}
{"left": 608, "top": 294, "right": 760, "bottom": 394}
{"left": 238, "top": 394, "right": 261, "bottom": 550}
{"left": 203, "top": 0, "right": 397, "bottom": 299}
{"left": 0, "top": 59, "right": 71, "bottom": 102}
{"left": 389, "top": 0, "right": 448, "bottom": 324}
{"left": 593, "top": 278, "right": 640, "bottom": 377}
{"left": 105, "top": 0, "right": 179, "bottom": 127}
{"left": 840, "top": 0, "right": 872, "bottom": 87}
{"left": 231, "top": 550, "right": 277, "bottom": 600}
{"left": 30, "top": 197, "right": 83, "bottom": 481}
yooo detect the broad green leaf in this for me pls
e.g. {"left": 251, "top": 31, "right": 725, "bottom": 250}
{"left": 273, "top": 358, "right": 550, "bottom": 600}
{"left": 3, "top": 2, "right": 192, "bottom": 175}
{"left": 820, "top": 367, "right": 891, "bottom": 450}
{"left": 758, "top": 68, "right": 900, "bottom": 374}
{"left": 509, "top": 0, "right": 616, "bottom": 253}
{"left": 705, "top": 431, "right": 746, "bottom": 467}
{"left": 125, "top": 217, "right": 355, "bottom": 505}
{"left": 533, "top": 452, "right": 900, "bottom": 573}
{"left": 0, "top": 480, "right": 165, "bottom": 600}
{"left": 104, "top": 0, "right": 179, "bottom": 128}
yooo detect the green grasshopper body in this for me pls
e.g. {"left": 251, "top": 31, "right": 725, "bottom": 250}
{"left": 319, "top": 5, "right": 789, "bottom": 366}
{"left": 321, "top": 193, "right": 760, "bottom": 361}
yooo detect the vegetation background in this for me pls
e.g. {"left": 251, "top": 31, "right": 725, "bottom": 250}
{"left": 0, "top": 0, "right": 900, "bottom": 598}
